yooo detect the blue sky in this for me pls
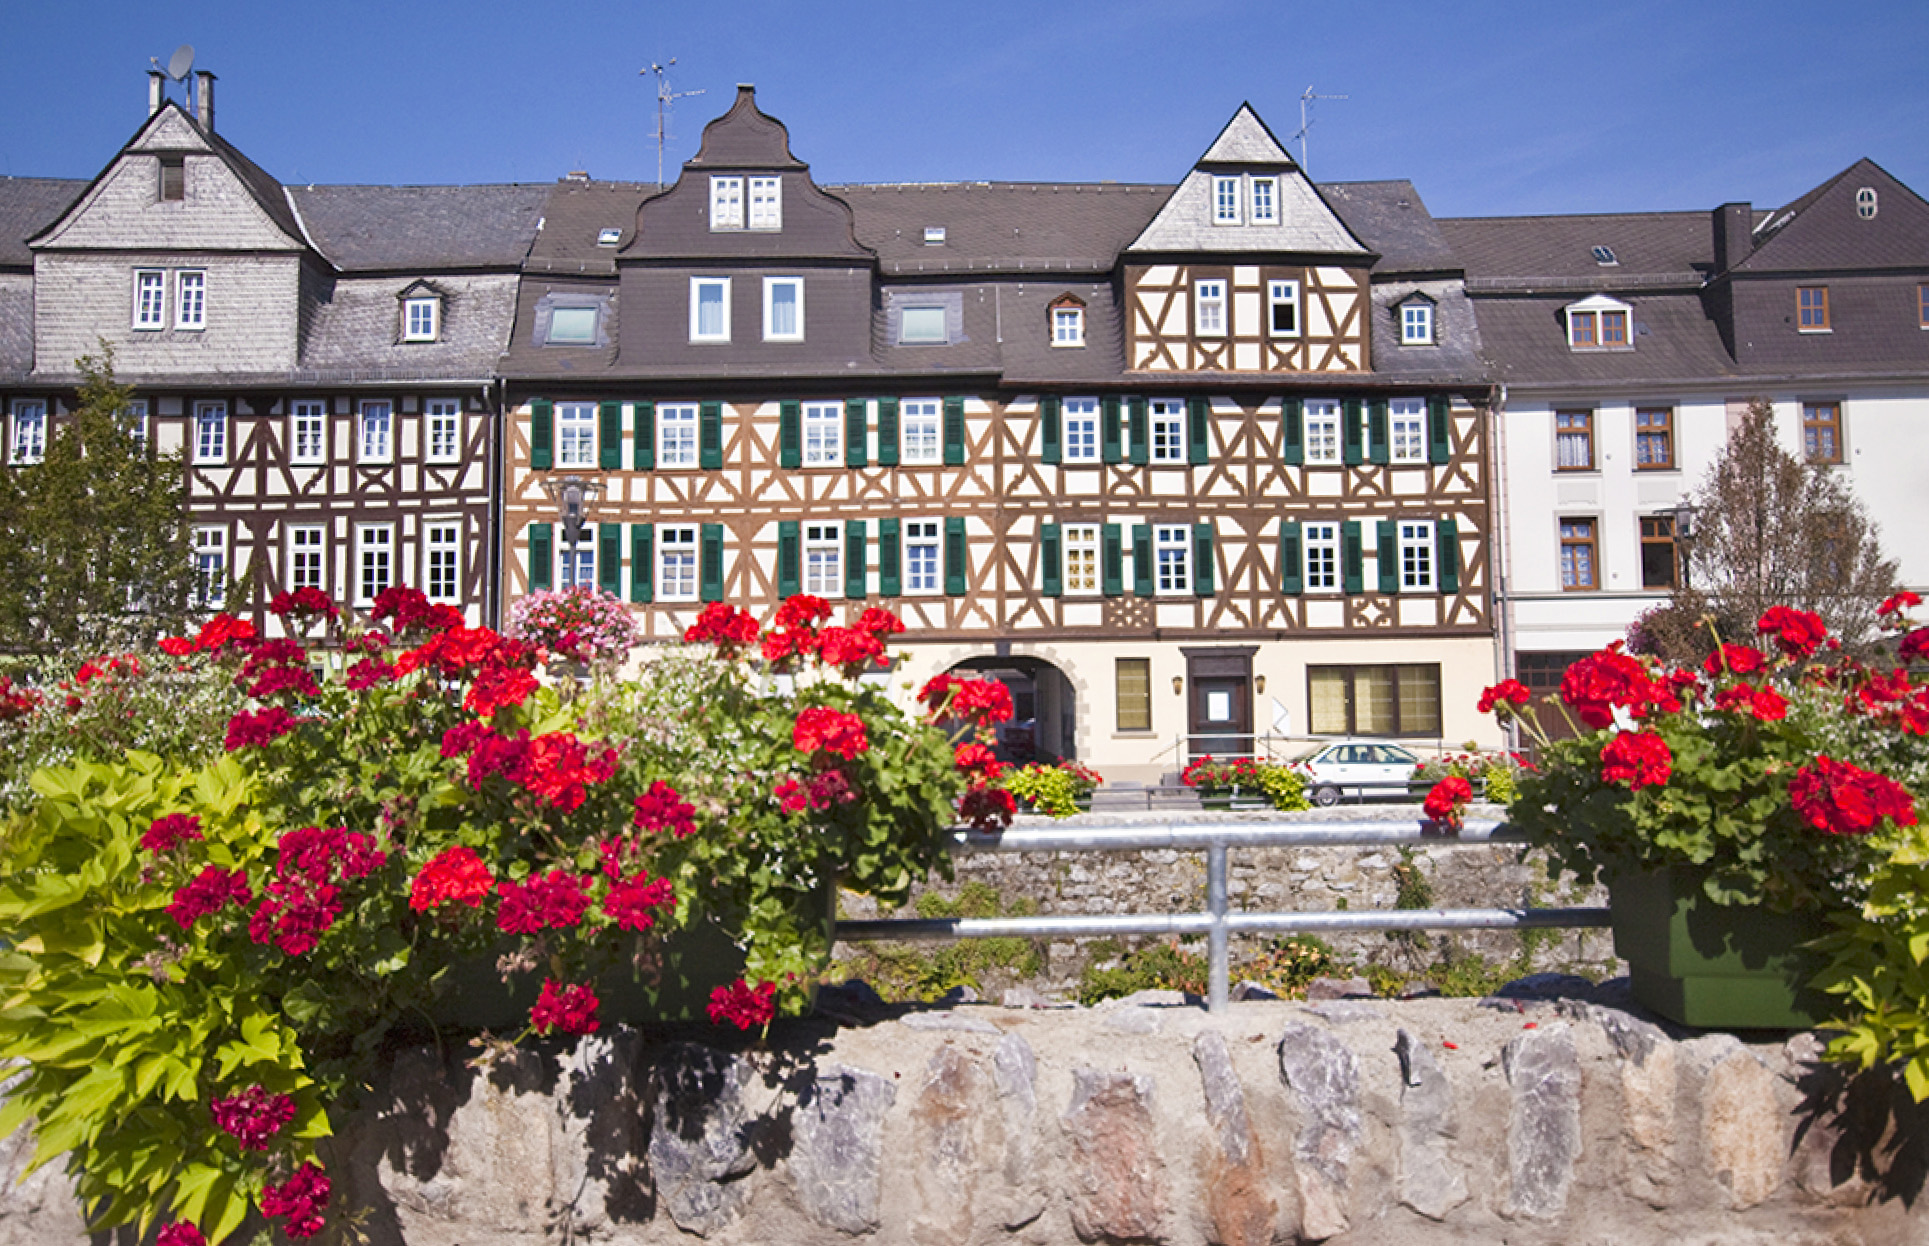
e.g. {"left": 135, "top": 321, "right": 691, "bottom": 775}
{"left": 5, "top": 0, "right": 1925, "bottom": 219}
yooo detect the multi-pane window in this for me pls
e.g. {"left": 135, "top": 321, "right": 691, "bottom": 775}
{"left": 1568, "top": 307, "right": 1628, "bottom": 348}
{"left": 134, "top": 270, "right": 166, "bottom": 329}
{"left": 1803, "top": 401, "right": 1843, "bottom": 463}
{"left": 176, "top": 271, "right": 206, "bottom": 330}
{"left": 1268, "top": 280, "right": 1300, "bottom": 337}
{"left": 659, "top": 526, "right": 699, "bottom": 601}
{"left": 10, "top": 401, "right": 46, "bottom": 465}
{"left": 426, "top": 399, "right": 461, "bottom": 463}
{"left": 1249, "top": 177, "right": 1277, "bottom": 223}
{"left": 194, "top": 402, "right": 227, "bottom": 464}
{"left": 691, "top": 278, "right": 731, "bottom": 342}
{"left": 905, "top": 520, "right": 940, "bottom": 594}
{"left": 764, "top": 277, "right": 803, "bottom": 341}
{"left": 1639, "top": 516, "right": 1677, "bottom": 590}
{"left": 709, "top": 176, "right": 743, "bottom": 229}
{"left": 120, "top": 399, "right": 149, "bottom": 451}
{"left": 192, "top": 527, "right": 227, "bottom": 609}
{"left": 1064, "top": 524, "right": 1099, "bottom": 594}
{"left": 559, "top": 543, "right": 594, "bottom": 589}
{"left": 802, "top": 401, "right": 841, "bottom": 465}
{"left": 1401, "top": 302, "right": 1434, "bottom": 344}
{"left": 1560, "top": 518, "right": 1597, "bottom": 590}
{"left": 357, "top": 525, "right": 394, "bottom": 605}
{"left": 290, "top": 400, "right": 325, "bottom": 465}
{"left": 1195, "top": 280, "right": 1227, "bottom": 336}
{"left": 287, "top": 525, "right": 324, "bottom": 593}
{"left": 1150, "top": 400, "right": 1186, "bottom": 463}
{"left": 1154, "top": 525, "right": 1191, "bottom": 594}
{"left": 557, "top": 402, "right": 597, "bottom": 469}
{"left": 1389, "top": 399, "right": 1426, "bottom": 463}
{"left": 748, "top": 177, "right": 782, "bottom": 229}
{"left": 425, "top": 523, "right": 461, "bottom": 603}
{"left": 358, "top": 401, "right": 393, "bottom": 463}
{"left": 1308, "top": 664, "right": 1441, "bottom": 736}
{"left": 803, "top": 523, "right": 841, "bottom": 596}
{"left": 658, "top": 403, "right": 698, "bottom": 467}
{"left": 1798, "top": 286, "right": 1830, "bottom": 332}
{"left": 1635, "top": 407, "right": 1674, "bottom": 469}
{"left": 901, "top": 399, "right": 941, "bottom": 464}
{"left": 1305, "top": 399, "right": 1341, "bottom": 464}
{"left": 1116, "top": 658, "right": 1153, "bottom": 732}
{"left": 1555, "top": 410, "right": 1594, "bottom": 470}
{"left": 1303, "top": 522, "right": 1339, "bottom": 591}
{"left": 1397, "top": 520, "right": 1435, "bottom": 591}
{"left": 1063, "top": 398, "right": 1099, "bottom": 462}
{"left": 1052, "top": 305, "right": 1084, "bottom": 346}
{"left": 404, "top": 297, "right": 439, "bottom": 342}
{"left": 1213, "top": 177, "right": 1240, "bottom": 224}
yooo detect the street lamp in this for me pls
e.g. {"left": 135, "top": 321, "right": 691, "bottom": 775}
{"left": 541, "top": 475, "right": 602, "bottom": 588}
{"left": 1670, "top": 501, "right": 1698, "bottom": 591}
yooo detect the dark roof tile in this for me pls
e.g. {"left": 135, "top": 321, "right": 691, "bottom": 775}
{"left": 0, "top": 178, "right": 85, "bottom": 268}
{"left": 832, "top": 182, "right": 1167, "bottom": 275}
{"left": 288, "top": 184, "right": 547, "bottom": 272}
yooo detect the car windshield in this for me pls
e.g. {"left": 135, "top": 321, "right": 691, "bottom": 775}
{"left": 1291, "top": 745, "right": 1330, "bottom": 764}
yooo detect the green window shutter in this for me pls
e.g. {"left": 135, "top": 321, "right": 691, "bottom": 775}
{"left": 700, "top": 523, "right": 725, "bottom": 602}
{"left": 630, "top": 524, "right": 654, "bottom": 603}
{"left": 844, "top": 520, "right": 867, "bottom": 600}
{"left": 1187, "top": 397, "right": 1210, "bottom": 465}
{"left": 1040, "top": 396, "right": 1062, "bottom": 466}
{"left": 1342, "top": 398, "right": 1364, "bottom": 466}
{"left": 1132, "top": 524, "right": 1153, "bottom": 597}
{"left": 699, "top": 401, "right": 723, "bottom": 470}
{"left": 633, "top": 401, "right": 655, "bottom": 470}
{"left": 1428, "top": 395, "right": 1451, "bottom": 464}
{"left": 1127, "top": 397, "right": 1149, "bottom": 465}
{"left": 1278, "top": 522, "right": 1303, "bottom": 595}
{"left": 943, "top": 396, "right": 966, "bottom": 465}
{"left": 1281, "top": 397, "right": 1304, "bottom": 466}
{"left": 1102, "top": 524, "right": 1123, "bottom": 598}
{"left": 944, "top": 517, "right": 968, "bottom": 596}
{"left": 1192, "top": 523, "right": 1215, "bottom": 596}
{"left": 777, "top": 521, "right": 800, "bottom": 598}
{"left": 1377, "top": 519, "right": 1399, "bottom": 594}
{"left": 876, "top": 398, "right": 899, "bottom": 467}
{"left": 529, "top": 522, "right": 553, "bottom": 590}
{"left": 1367, "top": 399, "right": 1389, "bottom": 465}
{"left": 529, "top": 399, "right": 553, "bottom": 471}
{"left": 1342, "top": 521, "right": 1363, "bottom": 595}
{"left": 779, "top": 400, "right": 801, "bottom": 470}
{"left": 598, "top": 523, "right": 621, "bottom": 594}
{"left": 1103, "top": 397, "right": 1125, "bottom": 464}
{"left": 1041, "top": 522, "right": 1063, "bottom": 597}
{"left": 599, "top": 401, "right": 622, "bottom": 470}
{"left": 877, "top": 518, "right": 902, "bottom": 597}
{"left": 1436, "top": 518, "right": 1460, "bottom": 594}
{"left": 845, "top": 399, "right": 869, "bottom": 468}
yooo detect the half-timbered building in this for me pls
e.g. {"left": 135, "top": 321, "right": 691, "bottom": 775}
{"left": 500, "top": 89, "right": 1502, "bottom": 780}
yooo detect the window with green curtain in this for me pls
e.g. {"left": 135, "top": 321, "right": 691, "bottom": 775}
{"left": 1436, "top": 518, "right": 1460, "bottom": 593}
{"left": 1102, "top": 524, "right": 1123, "bottom": 597}
{"left": 943, "top": 397, "right": 966, "bottom": 465}
{"left": 845, "top": 398, "right": 869, "bottom": 468}
{"left": 1192, "top": 523, "right": 1215, "bottom": 596}
{"left": 630, "top": 524, "right": 653, "bottom": 603}
{"left": 528, "top": 522, "right": 553, "bottom": 590}
{"left": 1104, "top": 398, "right": 1126, "bottom": 464}
{"left": 876, "top": 398, "right": 899, "bottom": 467}
{"left": 1377, "top": 520, "right": 1399, "bottom": 594}
{"left": 1131, "top": 525, "right": 1153, "bottom": 597}
{"left": 529, "top": 399, "right": 553, "bottom": 470}
{"left": 1187, "top": 398, "right": 1210, "bottom": 465}
{"left": 1428, "top": 395, "right": 1451, "bottom": 464}
{"left": 1127, "top": 397, "right": 1149, "bottom": 465}
{"left": 1342, "top": 521, "right": 1363, "bottom": 594}
{"left": 1367, "top": 399, "right": 1389, "bottom": 465}
{"left": 1343, "top": 398, "right": 1364, "bottom": 465}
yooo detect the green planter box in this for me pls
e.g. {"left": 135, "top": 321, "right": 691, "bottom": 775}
{"left": 1610, "top": 867, "right": 1831, "bottom": 1030}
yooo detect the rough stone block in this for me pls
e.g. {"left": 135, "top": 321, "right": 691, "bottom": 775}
{"left": 1063, "top": 1067, "right": 1167, "bottom": 1242}
{"left": 648, "top": 1043, "right": 757, "bottom": 1237}
{"left": 1194, "top": 1029, "right": 1279, "bottom": 1246}
{"left": 790, "top": 1063, "right": 895, "bottom": 1234}
{"left": 1277, "top": 1020, "right": 1362, "bottom": 1239}
{"left": 1703, "top": 1048, "right": 1789, "bottom": 1209}
{"left": 1393, "top": 1028, "right": 1469, "bottom": 1221}
{"left": 1503, "top": 1021, "right": 1581, "bottom": 1220}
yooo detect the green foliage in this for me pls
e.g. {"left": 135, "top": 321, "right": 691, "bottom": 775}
{"left": 1076, "top": 939, "right": 1208, "bottom": 1004}
{"left": 1240, "top": 936, "right": 1341, "bottom": 998}
{"left": 1412, "top": 749, "right": 1522, "bottom": 804}
{"left": 1000, "top": 759, "right": 1101, "bottom": 818}
{"left": 1180, "top": 757, "right": 1310, "bottom": 811}
{"left": 839, "top": 883, "right": 1042, "bottom": 1001}
{"left": 1817, "top": 823, "right": 1929, "bottom": 1101}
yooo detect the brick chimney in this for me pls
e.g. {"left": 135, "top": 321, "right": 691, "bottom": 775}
{"left": 148, "top": 70, "right": 165, "bottom": 116}
{"left": 1712, "top": 202, "right": 1753, "bottom": 273}
{"left": 194, "top": 70, "right": 216, "bottom": 132}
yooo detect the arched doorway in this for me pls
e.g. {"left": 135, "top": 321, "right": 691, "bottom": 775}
{"left": 946, "top": 655, "right": 1077, "bottom": 764}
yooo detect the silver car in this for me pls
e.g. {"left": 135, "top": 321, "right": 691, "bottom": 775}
{"left": 1291, "top": 741, "right": 1423, "bottom": 807}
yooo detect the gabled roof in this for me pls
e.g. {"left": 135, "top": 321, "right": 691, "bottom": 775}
{"left": 0, "top": 178, "right": 85, "bottom": 268}
{"left": 287, "top": 184, "right": 547, "bottom": 272}
{"left": 1197, "top": 103, "right": 1296, "bottom": 166}
{"left": 1734, "top": 158, "right": 1929, "bottom": 273}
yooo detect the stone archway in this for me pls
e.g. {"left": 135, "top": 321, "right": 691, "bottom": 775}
{"left": 947, "top": 655, "right": 1078, "bottom": 764}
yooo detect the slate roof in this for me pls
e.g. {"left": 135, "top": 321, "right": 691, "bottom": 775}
{"left": 0, "top": 274, "right": 35, "bottom": 377}
{"left": 288, "top": 184, "right": 547, "bottom": 272}
{"left": 1438, "top": 212, "right": 1713, "bottom": 291}
{"left": 301, "top": 272, "right": 524, "bottom": 379}
{"left": 1466, "top": 292, "right": 1736, "bottom": 387}
{"left": 1321, "top": 182, "right": 1459, "bottom": 275}
{"left": 0, "top": 178, "right": 85, "bottom": 268}
{"left": 833, "top": 183, "right": 1166, "bottom": 276}
{"left": 1366, "top": 280, "right": 1487, "bottom": 382}
{"left": 523, "top": 181, "right": 654, "bottom": 274}
{"left": 1734, "top": 159, "right": 1929, "bottom": 273}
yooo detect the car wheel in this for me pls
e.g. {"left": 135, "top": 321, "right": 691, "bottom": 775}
{"left": 1312, "top": 785, "right": 1340, "bottom": 808}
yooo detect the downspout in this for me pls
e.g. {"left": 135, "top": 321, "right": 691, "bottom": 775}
{"left": 487, "top": 377, "right": 505, "bottom": 631}
{"left": 1487, "top": 381, "right": 1516, "bottom": 746}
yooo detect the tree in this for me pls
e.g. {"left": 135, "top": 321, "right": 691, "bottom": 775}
{"left": 0, "top": 346, "right": 192, "bottom": 654}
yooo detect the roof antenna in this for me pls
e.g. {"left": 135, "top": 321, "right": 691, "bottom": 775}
{"left": 1292, "top": 84, "right": 1347, "bottom": 174}
{"left": 148, "top": 44, "right": 194, "bottom": 104}
{"left": 641, "top": 59, "right": 704, "bottom": 190}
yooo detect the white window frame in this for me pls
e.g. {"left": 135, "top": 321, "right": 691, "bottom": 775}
{"left": 803, "top": 522, "right": 841, "bottom": 597}
{"left": 358, "top": 400, "right": 393, "bottom": 464}
{"left": 1389, "top": 398, "right": 1427, "bottom": 464}
{"left": 904, "top": 520, "right": 941, "bottom": 595}
{"left": 899, "top": 306, "right": 948, "bottom": 345}
{"left": 424, "top": 521, "right": 461, "bottom": 603}
{"left": 1052, "top": 305, "right": 1085, "bottom": 347}
{"left": 192, "top": 526, "right": 227, "bottom": 609}
{"left": 289, "top": 401, "right": 325, "bottom": 466}
{"left": 1195, "top": 279, "right": 1227, "bottom": 336}
{"left": 287, "top": 524, "right": 325, "bottom": 594}
{"left": 763, "top": 276, "right": 804, "bottom": 342}
{"left": 1303, "top": 522, "right": 1339, "bottom": 592}
{"left": 134, "top": 270, "right": 166, "bottom": 330}
{"left": 120, "top": 398, "right": 149, "bottom": 452}
{"left": 901, "top": 398, "right": 942, "bottom": 465}
{"left": 356, "top": 524, "right": 394, "bottom": 606}
{"left": 10, "top": 401, "right": 46, "bottom": 465}
{"left": 559, "top": 543, "right": 595, "bottom": 589}
{"left": 709, "top": 176, "right": 743, "bottom": 229}
{"left": 1154, "top": 525, "right": 1192, "bottom": 595}
{"left": 1398, "top": 520, "right": 1436, "bottom": 592}
{"left": 193, "top": 401, "right": 227, "bottom": 465}
{"left": 1564, "top": 294, "right": 1632, "bottom": 349}
{"left": 1268, "top": 280, "right": 1300, "bottom": 338}
{"left": 802, "top": 401, "right": 841, "bottom": 466}
{"left": 1150, "top": 399, "right": 1186, "bottom": 464}
{"left": 657, "top": 402, "right": 699, "bottom": 468}
{"left": 1063, "top": 397, "right": 1099, "bottom": 463}
{"left": 658, "top": 526, "right": 699, "bottom": 602}
{"left": 425, "top": 399, "right": 461, "bottom": 464}
{"left": 1304, "top": 399, "right": 1340, "bottom": 465}
{"left": 403, "top": 296, "right": 440, "bottom": 343}
{"left": 1212, "top": 176, "right": 1241, "bottom": 225}
{"left": 1400, "top": 301, "right": 1435, "bottom": 345}
{"left": 690, "top": 277, "right": 731, "bottom": 343}
{"left": 175, "top": 270, "right": 206, "bottom": 331}
{"left": 556, "top": 401, "right": 597, "bottom": 469}
{"left": 1249, "top": 177, "right": 1278, "bottom": 224}
{"left": 1064, "top": 523, "right": 1100, "bottom": 596}
{"left": 748, "top": 176, "right": 782, "bottom": 230}
{"left": 545, "top": 304, "right": 600, "bottom": 345}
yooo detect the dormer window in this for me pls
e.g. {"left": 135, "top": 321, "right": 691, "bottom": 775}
{"left": 748, "top": 177, "right": 781, "bottom": 229}
{"left": 1564, "top": 295, "right": 1632, "bottom": 350}
{"left": 596, "top": 227, "right": 622, "bottom": 247}
{"left": 1398, "top": 297, "right": 1435, "bottom": 346}
{"left": 404, "top": 295, "right": 440, "bottom": 343}
{"left": 1591, "top": 245, "right": 1618, "bottom": 266}
{"left": 1050, "top": 295, "right": 1086, "bottom": 348}
{"left": 710, "top": 176, "right": 744, "bottom": 229}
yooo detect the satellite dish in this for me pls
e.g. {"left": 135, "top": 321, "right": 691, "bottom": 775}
{"left": 165, "top": 45, "right": 194, "bottom": 82}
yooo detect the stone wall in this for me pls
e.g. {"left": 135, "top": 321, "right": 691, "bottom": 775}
{"left": 4, "top": 992, "right": 1925, "bottom": 1245}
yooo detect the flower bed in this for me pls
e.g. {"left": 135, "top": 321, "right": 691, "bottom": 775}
{"left": 1181, "top": 756, "right": 1310, "bottom": 811}
{"left": 1000, "top": 759, "right": 1103, "bottom": 817}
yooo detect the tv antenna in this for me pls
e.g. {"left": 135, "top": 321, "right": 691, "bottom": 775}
{"left": 1292, "top": 84, "right": 1347, "bottom": 173}
{"left": 641, "top": 59, "right": 704, "bottom": 189}
{"left": 148, "top": 44, "right": 195, "bottom": 104}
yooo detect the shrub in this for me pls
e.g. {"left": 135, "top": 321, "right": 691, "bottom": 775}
{"left": 1001, "top": 759, "right": 1102, "bottom": 817}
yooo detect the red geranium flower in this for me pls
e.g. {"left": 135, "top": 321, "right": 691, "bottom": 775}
{"left": 141, "top": 812, "right": 203, "bottom": 855}
{"left": 1757, "top": 606, "right": 1830, "bottom": 660}
{"left": 530, "top": 979, "right": 601, "bottom": 1036}
{"left": 496, "top": 870, "right": 592, "bottom": 934}
{"left": 157, "top": 635, "right": 195, "bottom": 657}
{"left": 1902, "top": 629, "right": 1929, "bottom": 664}
{"left": 156, "top": 1223, "right": 206, "bottom": 1246}
{"left": 1789, "top": 756, "right": 1917, "bottom": 835}
{"left": 959, "top": 782, "right": 1017, "bottom": 832}
{"left": 268, "top": 586, "right": 340, "bottom": 622}
{"left": 707, "top": 978, "right": 777, "bottom": 1030}
{"left": 1423, "top": 775, "right": 1474, "bottom": 827}
{"left": 1879, "top": 591, "right": 1922, "bottom": 617}
{"left": 1704, "top": 643, "right": 1765, "bottom": 678}
{"left": 1477, "top": 679, "right": 1531, "bottom": 714}
{"left": 684, "top": 602, "right": 760, "bottom": 657}
{"left": 261, "top": 1163, "right": 329, "bottom": 1239}
{"left": 1561, "top": 645, "right": 1663, "bottom": 729}
{"left": 632, "top": 780, "right": 697, "bottom": 838}
{"left": 465, "top": 661, "right": 539, "bottom": 718}
{"left": 774, "top": 595, "right": 832, "bottom": 631}
{"left": 793, "top": 706, "right": 869, "bottom": 760}
{"left": 410, "top": 845, "right": 494, "bottom": 912}
{"left": 224, "top": 706, "right": 299, "bottom": 752}
{"left": 166, "top": 866, "right": 252, "bottom": 931}
{"left": 518, "top": 732, "right": 617, "bottom": 811}
{"left": 1600, "top": 730, "right": 1672, "bottom": 790}
{"left": 344, "top": 657, "right": 397, "bottom": 690}
{"left": 209, "top": 1085, "right": 296, "bottom": 1152}
{"left": 602, "top": 872, "right": 676, "bottom": 932}
{"left": 194, "top": 613, "right": 257, "bottom": 654}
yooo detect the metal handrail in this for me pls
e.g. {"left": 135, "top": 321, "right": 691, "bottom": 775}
{"left": 835, "top": 816, "right": 1610, "bottom": 1014}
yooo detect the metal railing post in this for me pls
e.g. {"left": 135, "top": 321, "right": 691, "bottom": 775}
{"left": 1206, "top": 840, "right": 1229, "bottom": 1014}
